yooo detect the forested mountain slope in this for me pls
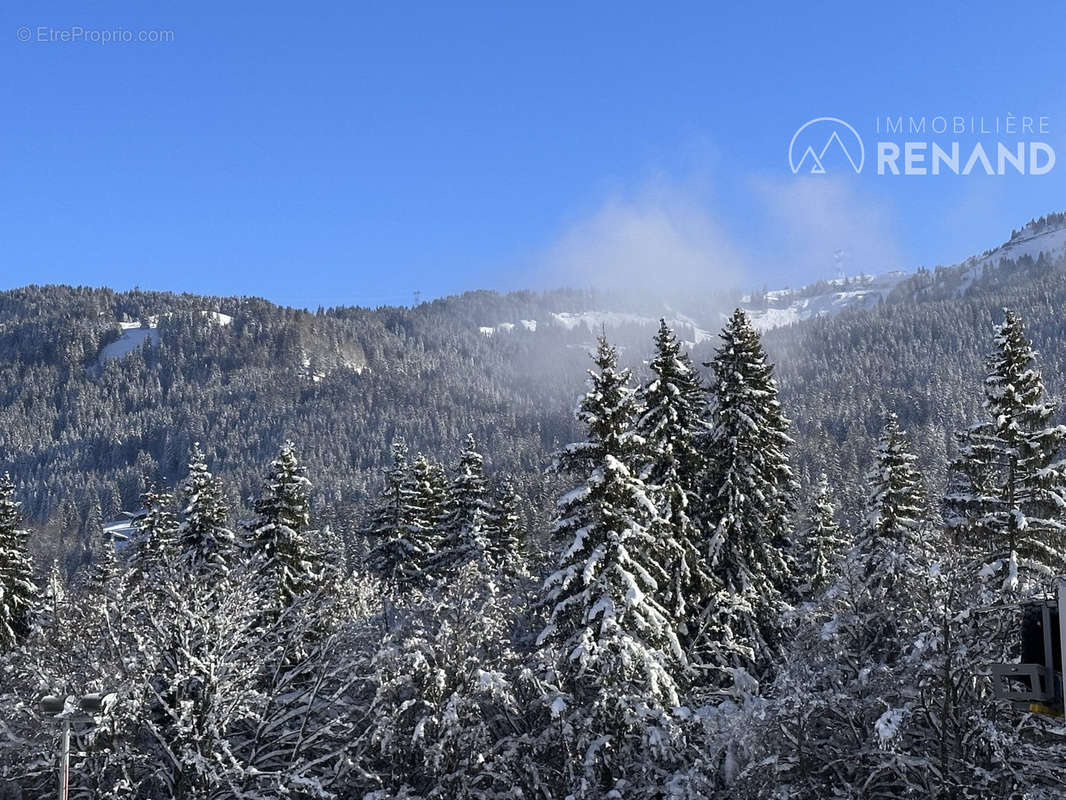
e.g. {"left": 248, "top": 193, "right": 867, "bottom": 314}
{"left": 3, "top": 212, "right": 1066, "bottom": 566}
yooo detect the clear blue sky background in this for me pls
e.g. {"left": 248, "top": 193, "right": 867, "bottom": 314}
{"left": 3, "top": 2, "right": 1065, "bottom": 307}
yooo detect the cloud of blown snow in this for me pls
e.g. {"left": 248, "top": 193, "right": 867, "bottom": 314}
{"left": 749, "top": 175, "right": 904, "bottom": 281}
{"left": 534, "top": 177, "right": 748, "bottom": 292}
{"left": 531, "top": 171, "right": 902, "bottom": 295}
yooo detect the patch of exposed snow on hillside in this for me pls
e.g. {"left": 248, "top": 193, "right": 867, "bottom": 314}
{"left": 550, "top": 311, "right": 653, "bottom": 331}
{"left": 480, "top": 311, "right": 712, "bottom": 347}
{"left": 100, "top": 325, "right": 160, "bottom": 362}
{"left": 744, "top": 307, "right": 801, "bottom": 332}
{"left": 548, "top": 311, "right": 714, "bottom": 345}
{"left": 479, "top": 321, "right": 528, "bottom": 336}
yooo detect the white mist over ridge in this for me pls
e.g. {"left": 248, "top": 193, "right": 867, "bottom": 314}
{"left": 476, "top": 210, "right": 1066, "bottom": 339}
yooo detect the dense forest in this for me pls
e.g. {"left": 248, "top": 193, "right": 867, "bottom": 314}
{"left": 2, "top": 225, "right": 1066, "bottom": 796}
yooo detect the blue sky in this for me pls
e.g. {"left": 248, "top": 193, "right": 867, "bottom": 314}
{"left": 3, "top": 2, "right": 1066, "bottom": 307}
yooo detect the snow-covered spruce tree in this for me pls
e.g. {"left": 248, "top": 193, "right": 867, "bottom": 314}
{"left": 247, "top": 441, "right": 320, "bottom": 611}
{"left": 691, "top": 308, "right": 797, "bottom": 685}
{"left": 367, "top": 438, "right": 414, "bottom": 580}
{"left": 87, "top": 522, "right": 119, "bottom": 596}
{"left": 431, "top": 433, "right": 492, "bottom": 577}
{"left": 367, "top": 442, "right": 441, "bottom": 588}
{"left": 848, "top": 413, "right": 928, "bottom": 664}
{"left": 636, "top": 319, "right": 710, "bottom": 641}
{"left": 315, "top": 523, "right": 349, "bottom": 586}
{"left": 34, "top": 560, "right": 66, "bottom": 637}
{"left": 176, "top": 443, "right": 235, "bottom": 580}
{"left": 79, "top": 501, "right": 105, "bottom": 576}
{"left": 484, "top": 477, "right": 527, "bottom": 573}
{"left": 128, "top": 482, "right": 178, "bottom": 580}
{"left": 801, "top": 473, "right": 849, "bottom": 596}
{"left": 0, "top": 473, "right": 35, "bottom": 650}
{"left": 535, "top": 335, "right": 684, "bottom": 797}
{"left": 751, "top": 416, "right": 933, "bottom": 798}
{"left": 943, "top": 307, "right": 1066, "bottom": 590}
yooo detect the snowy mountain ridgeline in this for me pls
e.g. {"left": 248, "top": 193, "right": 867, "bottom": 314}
{"left": 3, "top": 212, "right": 1066, "bottom": 796}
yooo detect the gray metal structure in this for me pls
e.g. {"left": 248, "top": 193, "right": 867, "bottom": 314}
{"left": 39, "top": 693, "right": 116, "bottom": 800}
{"left": 990, "top": 577, "right": 1066, "bottom": 716}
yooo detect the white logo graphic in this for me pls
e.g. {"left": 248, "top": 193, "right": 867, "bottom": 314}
{"left": 789, "top": 117, "right": 865, "bottom": 174}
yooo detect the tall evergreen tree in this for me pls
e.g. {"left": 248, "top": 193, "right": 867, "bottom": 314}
{"left": 33, "top": 560, "right": 66, "bottom": 638}
{"left": 367, "top": 446, "right": 442, "bottom": 588}
{"left": 484, "top": 477, "right": 526, "bottom": 573}
{"left": 176, "top": 444, "right": 235, "bottom": 579}
{"left": 536, "top": 336, "right": 682, "bottom": 795}
{"left": 850, "top": 414, "right": 928, "bottom": 663}
{"left": 433, "top": 434, "right": 491, "bottom": 575}
{"left": 129, "top": 482, "right": 178, "bottom": 579}
{"left": 248, "top": 442, "right": 319, "bottom": 609}
{"left": 87, "top": 521, "right": 119, "bottom": 595}
{"left": 366, "top": 438, "right": 414, "bottom": 581}
{"left": 943, "top": 308, "right": 1066, "bottom": 589}
{"left": 0, "top": 473, "right": 35, "bottom": 650}
{"left": 802, "top": 473, "right": 849, "bottom": 596}
{"left": 691, "top": 308, "right": 797, "bottom": 683}
{"left": 636, "top": 319, "right": 710, "bottom": 640}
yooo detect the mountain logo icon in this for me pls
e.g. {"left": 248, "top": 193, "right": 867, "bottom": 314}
{"left": 788, "top": 117, "right": 865, "bottom": 174}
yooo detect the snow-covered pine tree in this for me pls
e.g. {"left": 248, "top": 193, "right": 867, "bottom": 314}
{"left": 87, "top": 520, "right": 119, "bottom": 595}
{"left": 0, "top": 473, "right": 35, "bottom": 650}
{"left": 637, "top": 318, "right": 709, "bottom": 640}
{"left": 34, "top": 560, "right": 66, "bottom": 638}
{"left": 849, "top": 414, "right": 928, "bottom": 663}
{"left": 129, "top": 482, "right": 178, "bottom": 580}
{"left": 248, "top": 441, "right": 319, "bottom": 610}
{"left": 432, "top": 433, "right": 492, "bottom": 576}
{"left": 176, "top": 444, "right": 235, "bottom": 580}
{"left": 81, "top": 499, "right": 103, "bottom": 559}
{"left": 943, "top": 308, "right": 1066, "bottom": 590}
{"left": 691, "top": 308, "right": 797, "bottom": 684}
{"left": 367, "top": 444, "right": 442, "bottom": 588}
{"left": 484, "top": 477, "right": 526, "bottom": 573}
{"left": 366, "top": 438, "right": 414, "bottom": 582}
{"left": 315, "top": 523, "right": 348, "bottom": 586}
{"left": 802, "top": 473, "right": 848, "bottom": 596}
{"left": 426, "top": 459, "right": 450, "bottom": 527}
{"left": 536, "top": 335, "right": 683, "bottom": 796}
